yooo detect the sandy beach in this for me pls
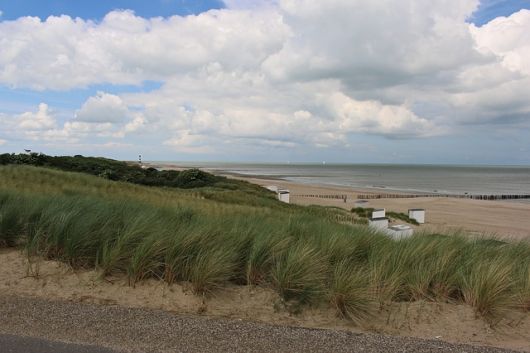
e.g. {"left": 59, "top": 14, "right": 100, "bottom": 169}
{"left": 227, "top": 175, "right": 530, "bottom": 240}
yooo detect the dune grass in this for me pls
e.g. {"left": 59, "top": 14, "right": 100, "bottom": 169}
{"left": 519, "top": 268, "right": 530, "bottom": 311}
{"left": 0, "top": 165, "right": 529, "bottom": 323}
{"left": 329, "top": 261, "right": 373, "bottom": 322}
{"left": 461, "top": 258, "right": 517, "bottom": 319}
{"left": 270, "top": 244, "right": 328, "bottom": 303}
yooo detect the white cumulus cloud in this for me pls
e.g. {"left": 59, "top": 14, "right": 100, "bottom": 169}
{"left": 0, "top": 9, "right": 288, "bottom": 90}
{"left": 0, "top": 2, "right": 529, "bottom": 158}
{"left": 17, "top": 103, "right": 57, "bottom": 130}
{"left": 75, "top": 92, "right": 130, "bottom": 123}
{"left": 470, "top": 9, "right": 530, "bottom": 75}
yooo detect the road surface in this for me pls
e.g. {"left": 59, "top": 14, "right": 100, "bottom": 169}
{"left": 0, "top": 333, "right": 118, "bottom": 353}
{"left": 0, "top": 295, "right": 525, "bottom": 353}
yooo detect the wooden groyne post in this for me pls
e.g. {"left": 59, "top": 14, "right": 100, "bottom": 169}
{"left": 293, "top": 194, "right": 348, "bottom": 202}
{"left": 355, "top": 194, "right": 530, "bottom": 201}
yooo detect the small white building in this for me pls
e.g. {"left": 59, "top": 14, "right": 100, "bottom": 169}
{"left": 265, "top": 185, "right": 279, "bottom": 193}
{"left": 408, "top": 209, "right": 425, "bottom": 224}
{"left": 372, "top": 208, "right": 386, "bottom": 219}
{"left": 278, "top": 189, "right": 290, "bottom": 203}
{"left": 386, "top": 224, "right": 414, "bottom": 239}
{"left": 368, "top": 217, "right": 388, "bottom": 230}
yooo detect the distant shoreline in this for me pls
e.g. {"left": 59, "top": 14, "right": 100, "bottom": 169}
{"left": 145, "top": 161, "right": 530, "bottom": 198}
{"left": 146, "top": 161, "right": 530, "bottom": 239}
{"left": 143, "top": 161, "right": 419, "bottom": 195}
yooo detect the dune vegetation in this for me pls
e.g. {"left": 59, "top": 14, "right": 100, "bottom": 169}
{"left": 0, "top": 162, "right": 529, "bottom": 323}
{"left": 0, "top": 152, "right": 261, "bottom": 190}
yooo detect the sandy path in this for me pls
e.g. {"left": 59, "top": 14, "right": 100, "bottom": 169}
{"left": 0, "top": 295, "right": 525, "bottom": 353}
{"left": 240, "top": 176, "right": 530, "bottom": 239}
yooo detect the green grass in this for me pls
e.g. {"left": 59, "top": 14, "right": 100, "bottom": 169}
{"left": 270, "top": 244, "right": 328, "bottom": 304}
{"left": 461, "top": 258, "right": 517, "bottom": 319}
{"left": 518, "top": 268, "right": 530, "bottom": 311}
{"left": 0, "top": 164, "right": 529, "bottom": 323}
{"left": 329, "top": 261, "right": 373, "bottom": 322}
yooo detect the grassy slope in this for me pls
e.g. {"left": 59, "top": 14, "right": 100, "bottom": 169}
{"left": 0, "top": 165, "right": 529, "bottom": 322}
{"left": 0, "top": 152, "right": 272, "bottom": 192}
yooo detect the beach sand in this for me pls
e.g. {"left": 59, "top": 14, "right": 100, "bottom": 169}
{"left": 236, "top": 176, "right": 530, "bottom": 240}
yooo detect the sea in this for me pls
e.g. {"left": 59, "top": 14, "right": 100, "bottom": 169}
{"left": 163, "top": 163, "right": 530, "bottom": 197}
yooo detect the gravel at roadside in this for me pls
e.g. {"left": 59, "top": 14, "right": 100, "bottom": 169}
{"left": 0, "top": 295, "right": 525, "bottom": 353}
{"left": 0, "top": 333, "right": 118, "bottom": 353}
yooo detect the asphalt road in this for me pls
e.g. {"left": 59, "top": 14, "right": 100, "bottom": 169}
{"left": 0, "top": 333, "right": 118, "bottom": 353}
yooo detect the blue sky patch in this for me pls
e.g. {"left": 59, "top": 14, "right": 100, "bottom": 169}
{"left": 470, "top": 0, "right": 530, "bottom": 25}
{"left": 0, "top": 0, "right": 225, "bottom": 21}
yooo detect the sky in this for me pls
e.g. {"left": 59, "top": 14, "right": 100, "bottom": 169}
{"left": 0, "top": 0, "right": 529, "bottom": 164}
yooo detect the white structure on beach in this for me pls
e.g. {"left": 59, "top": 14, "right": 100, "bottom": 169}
{"left": 278, "top": 189, "right": 290, "bottom": 203}
{"left": 408, "top": 209, "right": 425, "bottom": 224}
{"left": 368, "top": 217, "right": 389, "bottom": 230}
{"left": 368, "top": 208, "right": 389, "bottom": 230}
{"left": 368, "top": 208, "right": 415, "bottom": 239}
{"left": 386, "top": 224, "right": 414, "bottom": 239}
{"left": 264, "top": 185, "right": 290, "bottom": 203}
{"left": 372, "top": 208, "right": 386, "bottom": 219}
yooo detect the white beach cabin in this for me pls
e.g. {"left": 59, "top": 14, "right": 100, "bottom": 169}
{"left": 408, "top": 209, "right": 425, "bottom": 224}
{"left": 386, "top": 224, "right": 414, "bottom": 239}
{"left": 368, "top": 208, "right": 388, "bottom": 230}
{"left": 368, "top": 217, "right": 388, "bottom": 230}
{"left": 278, "top": 189, "right": 290, "bottom": 203}
{"left": 372, "top": 208, "right": 386, "bottom": 219}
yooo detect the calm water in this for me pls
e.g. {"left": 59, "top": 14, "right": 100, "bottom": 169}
{"left": 164, "top": 163, "right": 530, "bottom": 196}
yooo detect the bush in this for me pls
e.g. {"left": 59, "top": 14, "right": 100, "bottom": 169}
{"left": 174, "top": 169, "right": 217, "bottom": 188}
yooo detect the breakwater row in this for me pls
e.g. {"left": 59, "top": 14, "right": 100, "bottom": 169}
{"left": 293, "top": 194, "right": 348, "bottom": 201}
{"left": 355, "top": 194, "right": 530, "bottom": 200}
{"left": 293, "top": 193, "right": 530, "bottom": 201}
